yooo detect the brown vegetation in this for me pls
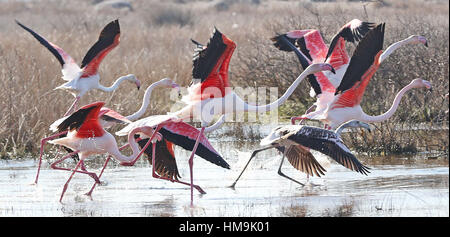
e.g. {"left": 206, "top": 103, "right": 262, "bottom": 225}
{"left": 0, "top": 0, "right": 448, "bottom": 158}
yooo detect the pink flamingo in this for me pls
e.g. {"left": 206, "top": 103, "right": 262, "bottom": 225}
{"left": 43, "top": 102, "right": 155, "bottom": 202}
{"left": 273, "top": 20, "right": 429, "bottom": 128}
{"left": 276, "top": 23, "right": 431, "bottom": 129}
{"left": 16, "top": 19, "right": 141, "bottom": 116}
{"left": 34, "top": 78, "right": 179, "bottom": 186}
{"left": 115, "top": 28, "right": 335, "bottom": 205}
{"left": 272, "top": 19, "right": 376, "bottom": 123}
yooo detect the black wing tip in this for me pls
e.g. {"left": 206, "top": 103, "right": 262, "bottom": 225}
{"left": 271, "top": 34, "right": 296, "bottom": 52}
{"left": 15, "top": 19, "right": 23, "bottom": 26}
{"left": 15, "top": 19, "right": 32, "bottom": 32}
{"left": 191, "top": 38, "right": 203, "bottom": 48}
{"left": 104, "top": 19, "right": 120, "bottom": 34}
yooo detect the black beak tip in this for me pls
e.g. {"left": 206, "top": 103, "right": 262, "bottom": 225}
{"left": 137, "top": 86, "right": 140, "bottom": 90}
{"left": 424, "top": 42, "right": 429, "bottom": 47}
{"left": 331, "top": 68, "right": 336, "bottom": 74}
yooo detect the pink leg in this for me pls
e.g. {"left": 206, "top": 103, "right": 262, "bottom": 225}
{"left": 34, "top": 131, "right": 68, "bottom": 184}
{"left": 84, "top": 141, "right": 136, "bottom": 197}
{"left": 59, "top": 159, "right": 83, "bottom": 203}
{"left": 50, "top": 152, "right": 101, "bottom": 184}
{"left": 187, "top": 126, "right": 205, "bottom": 206}
{"left": 150, "top": 142, "right": 206, "bottom": 194}
{"left": 291, "top": 116, "right": 310, "bottom": 125}
{"left": 85, "top": 156, "right": 111, "bottom": 197}
{"left": 64, "top": 96, "right": 80, "bottom": 116}
{"left": 120, "top": 125, "right": 163, "bottom": 167}
{"left": 291, "top": 105, "right": 316, "bottom": 125}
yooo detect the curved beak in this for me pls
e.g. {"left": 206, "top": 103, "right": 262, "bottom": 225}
{"left": 136, "top": 80, "right": 141, "bottom": 90}
{"left": 330, "top": 67, "right": 336, "bottom": 74}
{"left": 171, "top": 82, "right": 181, "bottom": 96}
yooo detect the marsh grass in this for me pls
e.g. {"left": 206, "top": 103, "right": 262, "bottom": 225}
{"left": 0, "top": 0, "right": 448, "bottom": 158}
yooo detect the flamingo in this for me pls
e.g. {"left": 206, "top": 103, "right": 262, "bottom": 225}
{"left": 16, "top": 19, "right": 141, "bottom": 116}
{"left": 230, "top": 120, "right": 371, "bottom": 188}
{"left": 276, "top": 23, "right": 431, "bottom": 129}
{"left": 272, "top": 19, "right": 376, "bottom": 124}
{"left": 41, "top": 102, "right": 155, "bottom": 202}
{"left": 114, "top": 28, "right": 335, "bottom": 205}
{"left": 34, "top": 77, "right": 227, "bottom": 199}
{"left": 45, "top": 101, "right": 225, "bottom": 202}
{"left": 304, "top": 23, "right": 432, "bottom": 129}
{"left": 272, "top": 20, "right": 429, "bottom": 127}
{"left": 33, "top": 78, "right": 179, "bottom": 186}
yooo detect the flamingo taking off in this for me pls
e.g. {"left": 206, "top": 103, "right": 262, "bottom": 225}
{"left": 279, "top": 23, "right": 431, "bottom": 129}
{"left": 272, "top": 19, "right": 376, "bottom": 122}
{"left": 42, "top": 101, "right": 157, "bottom": 202}
{"left": 230, "top": 120, "right": 371, "bottom": 188}
{"left": 273, "top": 20, "right": 429, "bottom": 128}
{"left": 115, "top": 27, "right": 335, "bottom": 205}
{"left": 16, "top": 19, "right": 141, "bottom": 116}
{"left": 33, "top": 78, "right": 180, "bottom": 191}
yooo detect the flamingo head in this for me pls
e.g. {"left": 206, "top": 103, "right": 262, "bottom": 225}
{"left": 309, "top": 63, "right": 336, "bottom": 74}
{"left": 410, "top": 78, "right": 432, "bottom": 91}
{"left": 407, "top": 35, "right": 428, "bottom": 47}
{"left": 124, "top": 74, "right": 141, "bottom": 90}
{"left": 160, "top": 78, "right": 180, "bottom": 89}
{"left": 340, "top": 120, "right": 372, "bottom": 133}
{"left": 159, "top": 78, "right": 180, "bottom": 95}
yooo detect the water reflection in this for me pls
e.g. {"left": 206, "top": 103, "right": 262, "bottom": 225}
{"left": 0, "top": 124, "right": 448, "bottom": 217}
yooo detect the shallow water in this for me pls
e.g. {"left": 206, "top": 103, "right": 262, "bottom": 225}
{"left": 0, "top": 139, "right": 448, "bottom": 217}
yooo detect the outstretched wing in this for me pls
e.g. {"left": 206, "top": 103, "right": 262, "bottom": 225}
{"left": 272, "top": 29, "right": 328, "bottom": 63}
{"left": 276, "top": 145, "right": 327, "bottom": 177}
{"left": 286, "top": 126, "right": 370, "bottom": 175}
{"left": 271, "top": 33, "right": 334, "bottom": 96}
{"left": 115, "top": 114, "right": 176, "bottom": 136}
{"left": 16, "top": 20, "right": 81, "bottom": 81}
{"left": 137, "top": 137, "right": 181, "bottom": 181}
{"left": 80, "top": 19, "right": 120, "bottom": 77}
{"left": 99, "top": 107, "right": 131, "bottom": 124}
{"left": 330, "top": 23, "right": 385, "bottom": 109}
{"left": 325, "top": 19, "right": 377, "bottom": 63}
{"left": 192, "top": 28, "right": 227, "bottom": 83}
{"left": 188, "top": 27, "right": 236, "bottom": 101}
{"left": 55, "top": 101, "right": 105, "bottom": 138}
{"left": 159, "top": 121, "right": 230, "bottom": 169}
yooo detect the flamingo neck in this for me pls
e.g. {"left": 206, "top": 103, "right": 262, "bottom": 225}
{"left": 126, "top": 81, "right": 164, "bottom": 121}
{"left": 108, "top": 128, "right": 145, "bottom": 163}
{"left": 379, "top": 37, "right": 414, "bottom": 63}
{"left": 97, "top": 75, "right": 134, "bottom": 92}
{"left": 244, "top": 67, "right": 313, "bottom": 113}
{"left": 360, "top": 83, "right": 416, "bottom": 123}
{"left": 204, "top": 114, "right": 226, "bottom": 133}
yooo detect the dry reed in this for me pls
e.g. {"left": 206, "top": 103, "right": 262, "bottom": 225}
{"left": 0, "top": 0, "right": 448, "bottom": 158}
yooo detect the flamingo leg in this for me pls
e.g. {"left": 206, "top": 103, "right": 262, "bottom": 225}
{"left": 291, "top": 105, "right": 316, "bottom": 125}
{"left": 50, "top": 151, "right": 101, "bottom": 184}
{"left": 59, "top": 159, "right": 83, "bottom": 202}
{"left": 34, "top": 131, "right": 68, "bottom": 184}
{"left": 187, "top": 126, "right": 205, "bottom": 206}
{"left": 277, "top": 148, "right": 305, "bottom": 187}
{"left": 149, "top": 142, "right": 206, "bottom": 194}
{"left": 120, "top": 125, "right": 163, "bottom": 166}
{"left": 85, "top": 156, "right": 111, "bottom": 197}
{"left": 229, "top": 146, "right": 274, "bottom": 189}
{"left": 64, "top": 96, "right": 80, "bottom": 116}
{"left": 85, "top": 141, "right": 138, "bottom": 197}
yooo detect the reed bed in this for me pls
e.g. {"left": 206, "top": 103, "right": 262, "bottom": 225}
{"left": 0, "top": 0, "right": 448, "bottom": 158}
